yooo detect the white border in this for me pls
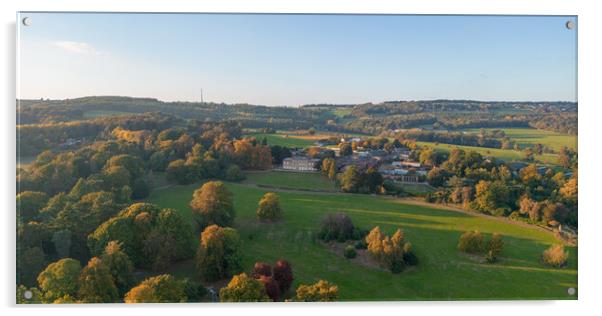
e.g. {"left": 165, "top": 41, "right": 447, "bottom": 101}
{"left": 2, "top": 1, "right": 601, "bottom": 316}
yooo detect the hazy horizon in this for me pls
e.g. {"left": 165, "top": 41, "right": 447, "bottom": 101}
{"left": 18, "top": 13, "right": 577, "bottom": 106}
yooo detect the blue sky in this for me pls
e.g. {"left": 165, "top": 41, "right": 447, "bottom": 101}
{"left": 18, "top": 13, "right": 577, "bottom": 106}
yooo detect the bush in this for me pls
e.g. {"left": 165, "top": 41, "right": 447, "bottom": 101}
{"left": 318, "top": 212, "right": 355, "bottom": 242}
{"left": 458, "top": 230, "right": 484, "bottom": 254}
{"left": 485, "top": 233, "right": 504, "bottom": 263}
{"left": 541, "top": 244, "right": 569, "bottom": 268}
{"left": 225, "top": 165, "right": 245, "bottom": 181}
{"left": 295, "top": 280, "right": 338, "bottom": 302}
{"left": 343, "top": 245, "right": 357, "bottom": 259}
{"left": 354, "top": 240, "right": 367, "bottom": 250}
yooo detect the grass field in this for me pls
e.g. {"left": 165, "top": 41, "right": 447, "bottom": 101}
{"left": 83, "top": 110, "right": 133, "bottom": 119}
{"left": 417, "top": 141, "right": 560, "bottom": 165}
{"left": 247, "top": 133, "right": 316, "bottom": 148}
{"left": 463, "top": 128, "right": 577, "bottom": 151}
{"left": 244, "top": 171, "right": 337, "bottom": 191}
{"left": 145, "top": 177, "right": 577, "bottom": 300}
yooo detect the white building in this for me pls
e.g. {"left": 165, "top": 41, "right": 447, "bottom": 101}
{"left": 282, "top": 157, "right": 320, "bottom": 171}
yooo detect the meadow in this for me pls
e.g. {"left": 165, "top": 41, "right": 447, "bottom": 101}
{"left": 145, "top": 176, "right": 577, "bottom": 300}
{"left": 463, "top": 128, "right": 577, "bottom": 151}
{"left": 247, "top": 133, "right": 316, "bottom": 148}
{"left": 417, "top": 141, "right": 560, "bottom": 165}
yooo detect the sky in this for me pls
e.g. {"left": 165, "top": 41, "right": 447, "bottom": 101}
{"left": 17, "top": 13, "right": 577, "bottom": 106}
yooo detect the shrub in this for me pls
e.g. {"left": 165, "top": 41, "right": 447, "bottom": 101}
{"left": 354, "top": 240, "right": 367, "bottom": 249}
{"left": 458, "top": 230, "right": 484, "bottom": 254}
{"left": 295, "top": 280, "right": 339, "bottom": 302}
{"left": 344, "top": 245, "right": 357, "bottom": 259}
{"left": 256, "top": 192, "right": 283, "bottom": 221}
{"left": 225, "top": 165, "right": 246, "bottom": 181}
{"left": 485, "top": 233, "right": 504, "bottom": 263}
{"left": 318, "top": 212, "right": 355, "bottom": 242}
{"left": 541, "top": 244, "right": 569, "bottom": 268}
{"left": 365, "top": 227, "right": 413, "bottom": 273}
{"left": 402, "top": 242, "right": 418, "bottom": 266}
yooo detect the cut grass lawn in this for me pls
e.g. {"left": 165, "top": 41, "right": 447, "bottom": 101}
{"left": 145, "top": 179, "right": 577, "bottom": 300}
{"left": 417, "top": 141, "right": 560, "bottom": 165}
{"left": 463, "top": 128, "right": 577, "bottom": 151}
{"left": 244, "top": 171, "right": 337, "bottom": 191}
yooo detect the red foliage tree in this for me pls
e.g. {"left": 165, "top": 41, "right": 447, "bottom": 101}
{"left": 251, "top": 262, "right": 272, "bottom": 279}
{"left": 258, "top": 275, "right": 280, "bottom": 301}
{"left": 272, "top": 260, "right": 293, "bottom": 294}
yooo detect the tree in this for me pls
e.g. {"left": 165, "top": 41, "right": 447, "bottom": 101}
{"left": 295, "top": 280, "right": 339, "bottom": 302}
{"left": 458, "top": 230, "right": 484, "bottom": 254}
{"left": 256, "top": 192, "right": 283, "bottom": 221}
{"left": 541, "top": 244, "right": 569, "bottom": 268}
{"left": 272, "top": 259, "right": 294, "bottom": 294}
{"left": 427, "top": 167, "right": 447, "bottom": 187}
{"left": 321, "top": 157, "right": 336, "bottom": 181}
{"left": 37, "top": 258, "right": 82, "bottom": 302}
{"left": 131, "top": 178, "right": 150, "bottom": 199}
{"left": 339, "top": 142, "right": 352, "bottom": 156}
{"left": 124, "top": 274, "right": 186, "bottom": 303}
{"left": 100, "top": 241, "right": 134, "bottom": 296}
{"left": 196, "top": 225, "right": 243, "bottom": 282}
{"left": 219, "top": 273, "right": 269, "bottom": 302}
{"left": 77, "top": 257, "right": 119, "bottom": 303}
{"left": 485, "top": 233, "right": 504, "bottom": 263}
{"left": 190, "top": 181, "right": 235, "bottom": 230}
{"left": 17, "top": 246, "right": 45, "bottom": 287}
{"left": 340, "top": 166, "right": 361, "bottom": 193}
{"left": 16, "top": 191, "right": 49, "bottom": 223}
{"left": 365, "top": 227, "right": 409, "bottom": 272}
{"left": 51, "top": 229, "right": 72, "bottom": 259}
{"left": 225, "top": 165, "right": 245, "bottom": 181}
{"left": 251, "top": 262, "right": 272, "bottom": 278}
{"left": 166, "top": 159, "right": 196, "bottom": 185}
{"left": 473, "top": 180, "right": 510, "bottom": 215}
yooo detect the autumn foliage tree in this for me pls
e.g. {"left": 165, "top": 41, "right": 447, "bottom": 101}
{"left": 295, "top": 280, "right": 339, "bottom": 302}
{"left": 190, "top": 181, "right": 235, "bottom": 230}
{"left": 100, "top": 241, "right": 134, "bottom": 296}
{"left": 457, "top": 230, "right": 484, "bottom": 254}
{"left": 365, "top": 227, "right": 413, "bottom": 273}
{"left": 541, "top": 244, "right": 569, "bottom": 268}
{"left": 219, "top": 273, "right": 269, "bottom": 302}
{"left": 77, "top": 257, "right": 119, "bottom": 303}
{"left": 195, "top": 225, "right": 243, "bottom": 282}
{"left": 37, "top": 258, "right": 82, "bottom": 302}
{"left": 124, "top": 274, "right": 187, "bottom": 303}
{"left": 256, "top": 192, "right": 283, "bottom": 221}
{"left": 273, "top": 260, "right": 294, "bottom": 294}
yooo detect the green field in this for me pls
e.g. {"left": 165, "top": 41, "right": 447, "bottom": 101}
{"left": 145, "top": 178, "right": 577, "bottom": 300}
{"left": 464, "top": 128, "right": 577, "bottom": 151}
{"left": 245, "top": 171, "right": 337, "bottom": 191}
{"left": 247, "top": 133, "right": 316, "bottom": 148}
{"left": 417, "top": 141, "right": 559, "bottom": 165}
{"left": 83, "top": 110, "right": 133, "bottom": 119}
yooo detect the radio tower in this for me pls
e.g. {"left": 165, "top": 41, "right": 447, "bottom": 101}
{"left": 200, "top": 89, "right": 204, "bottom": 103}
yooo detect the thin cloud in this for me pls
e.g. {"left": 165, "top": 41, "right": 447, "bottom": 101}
{"left": 53, "top": 41, "right": 107, "bottom": 55}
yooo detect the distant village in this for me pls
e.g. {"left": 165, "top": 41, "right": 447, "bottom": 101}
{"left": 281, "top": 136, "right": 429, "bottom": 183}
